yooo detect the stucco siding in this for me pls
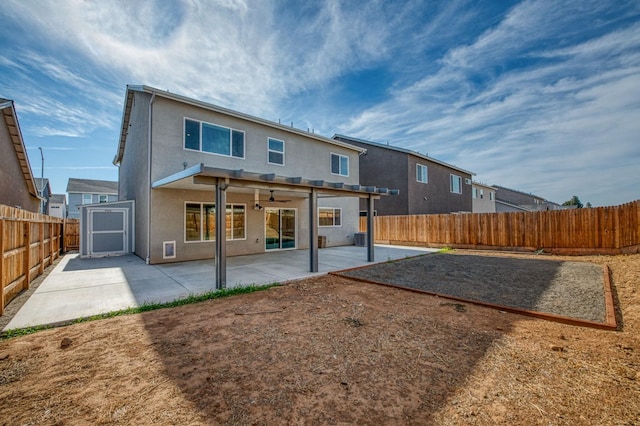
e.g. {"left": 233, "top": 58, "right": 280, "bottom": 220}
{"left": 118, "top": 91, "right": 152, "bottom": 259}
{"left": 150, "top": 97, "right": 360, "bottom": 186}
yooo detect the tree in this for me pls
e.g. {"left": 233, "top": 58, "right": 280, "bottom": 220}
{"left": 562, "top": 195, "right": 584, "bottom": 208}
{"left": 585, "top": 202, "right": 592, "bottom": 208}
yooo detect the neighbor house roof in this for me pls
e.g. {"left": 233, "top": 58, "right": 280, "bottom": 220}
{"left": 50, "top": 193, "right": 66, "bottom": 203}
{"left": 34, "top": 177, "right": 51, "bottom": 194}
{"left": 492, "top": 185, "right": 546, "bottom": 201}
{"left": 114, "top": 85, "right": 366, "bottom": 165}
{"left": 332, "top": 134, "right": 475, "bottom": 176}
{"left": 66, "top": 178, "right": 118, "bottom": 194}
{"left": 0, "top": 98, "right": 39, "bottom": 198}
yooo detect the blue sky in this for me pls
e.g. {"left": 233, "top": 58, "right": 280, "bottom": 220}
{"left": 1, "top": 0, "right": 638, "bottom": 207}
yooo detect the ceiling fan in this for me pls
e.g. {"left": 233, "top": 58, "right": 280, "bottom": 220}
{"left": 254, "top": 190, "right": 291, "bottom": 210}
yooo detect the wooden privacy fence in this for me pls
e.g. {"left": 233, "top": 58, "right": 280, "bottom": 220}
{"left": 360, "top": 200, "right": 640, "bottom": 255}
{"left": 0, "top": 204, "right": 68, "bottom": 315}
{"left": 64, "top": 219, "right": 80, "bottom": 252}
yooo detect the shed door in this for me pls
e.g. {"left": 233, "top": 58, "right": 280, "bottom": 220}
{"left": 89, "top": 209, "right": 127, "bottom": 256}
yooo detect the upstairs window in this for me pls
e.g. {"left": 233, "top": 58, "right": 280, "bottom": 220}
{"left": 184, "top": 118, "right": 244, "bottom": 158}
{"left": 268, "top": 138, "right": 285, "bottom": 165}
{"left": 99, "top": 195, "right": 108, "bottom": 203}
{"left": 331, "top": 153, "right": 349, "bottom": 177}
{"left": 82, "top": 194, "right": 93, "bottom": 204}
{"left": 319, "top": 207, "right": 342, "bottom": 227}
{"left": 450, "top": 174, "right": 462, "bottom": 194}
{"left": 416, "top": 164, "right": 428, "bottom": 183}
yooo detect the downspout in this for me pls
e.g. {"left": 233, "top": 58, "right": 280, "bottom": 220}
{"left": 146, "top": 92, "right": 156, "bottom": 264}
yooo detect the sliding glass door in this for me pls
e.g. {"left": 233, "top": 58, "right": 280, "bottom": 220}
{"left": 265, "top": 208, "right": 296, "bottom": 250}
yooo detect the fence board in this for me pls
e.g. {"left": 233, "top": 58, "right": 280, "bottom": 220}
{"left": 1, "top": 204, "right": 65, "bottom": 315}
{"left": 360, "top": 200, "right": 640, "bottom": 255}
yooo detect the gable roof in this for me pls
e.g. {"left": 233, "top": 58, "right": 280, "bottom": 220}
{"left": 50, "top": 193, "right": 66, "bottom": 203}
{"left": 34, "top": 177, "right": 51, "bottom": 194}
{"left": 332, "top": 134, "right": 475, "bottom": 176}
{"left": 492, "top": 185, "right": 546, "bottom": 201}
{"left": 114, "top": 85, "right": 366, "bottom": 165}
{"left": 0, "top": 98, "right": 39, "bottom": 197}
{"left": 66, "top": 178, "right": 118, "bottom": 194}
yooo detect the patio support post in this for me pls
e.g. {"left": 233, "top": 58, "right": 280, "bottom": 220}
{"left": 215, "top": 179, "right": 227, "bottom": 289}
{"left": 367, "top": 194, "right": 375, "bottom": 262}
{"left": 309, "top": 188, "right": 318, "bottom": 272}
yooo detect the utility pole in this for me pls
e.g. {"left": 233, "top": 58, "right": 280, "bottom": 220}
{"left": 38, "top": 147, "right": 44, "bottom": 214}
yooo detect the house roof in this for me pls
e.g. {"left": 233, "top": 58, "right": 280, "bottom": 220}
{"left": 0, "top": 98, "right": 39, "bottom": 198}
{"left": 34, "top": 177, "right": 51, "bottom": 194}
{"left": 66, "top": 178, "right": 118, "bottom": 194}
{"left": 472, "top": 181, "right": 495, "bottom": 190}
{"left": 492, "top": 185, "right": 546, "bottom": 201}
{"left": 333, "top": 134, "right": 475, "bottom": 176}
{"left": 495, "top": 199, "right": 533, "bottom": 212}
{"left": 50, "top": 194, "right": 66, "bottom": 203}
{"left": 114, "top": 85, "right": 366, "bottom": 165}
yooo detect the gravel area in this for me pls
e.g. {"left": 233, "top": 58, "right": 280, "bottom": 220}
{"left": 339, "top": 252, "right": 606, "bottom": 323}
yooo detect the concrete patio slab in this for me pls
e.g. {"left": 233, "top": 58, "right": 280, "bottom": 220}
{"left": 3, "top": 245, "right": 437, "bottom": 331}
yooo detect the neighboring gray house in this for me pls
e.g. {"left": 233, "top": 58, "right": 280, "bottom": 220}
{"left": 0, "top": 98, "right": 41, "bottom": 212}
{"left": 333, "top": 135, "right": 474, "bottom": 215}
{"left": 493, "top": 185, "right": 564, "bottom": 212}
{"left": 472, "top": 181, "right": 496, "bottom": 213}
{"left": 49, "top": 193, "right": 67, "bottom": 219}
{"left": 113, "top": 85, "right": 395, "bottom": 281}
{"left": 66, "top": 178, "right": 118, "bottom": 219}
{"left": 34, "top": 178, "right": 52, "bottom": 215}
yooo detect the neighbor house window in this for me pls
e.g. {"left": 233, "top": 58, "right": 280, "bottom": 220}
{"left": 490, "top": 191, "right": 494, "bottom": 200}
{"left": 473, "top": 188, "right": 478, "bottom": 198}
{"left": 267, "top": 138, "right": 285, "bottom": 165}
{"left": 319, "top": 207, "right": 341, "bottom": 227}
{"left": 480, "top": 189, "right": 484, "bottom": 199}
{"left": 184, "top": 118, "right": 244, "bottom": 158}
{"left": 330, "top": 153, "right": 349, "bottom": 176}
{"left": 99, "top": 195, "right": 108, "bottom": 203}
{"left": 82, "top": 194, "right": 92, "bottom": 204}
{"left": 416, "top": 164, "right": 428, "bottom": 183}
{"left": 185, "top": 203, "right": 245, "bottom": 242}
{"left": 450, "top": 174, "right": 462, "bottom": 194}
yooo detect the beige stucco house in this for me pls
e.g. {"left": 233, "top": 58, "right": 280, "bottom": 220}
{"left": 113, "top": 86, "right": 395, "bottom": 286}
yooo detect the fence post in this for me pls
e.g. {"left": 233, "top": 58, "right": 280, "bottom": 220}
{"left": 22, "top": 220, "right": 31, "bottom": 290}
{"left": 39, "top": 222, "right": 45, "bottom": 274}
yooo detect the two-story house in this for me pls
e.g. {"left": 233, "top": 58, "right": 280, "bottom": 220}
{"left": 333, "top": 135, "right": 474, "bottom": 215}
{"left": 48, "top": 194, "right": 67, "bottom": 219}
{"left": 472, "top": 182, "right": 496, "bottom": 213}
{"left": 34, "top": 178, "right": 52, "bottom": 215}
{"left": 113, "top": 85, "right": 395, "bottom": 285}
{"left": 0, "top": 98, "right": 41, "bottom": 212}
{"left": 66, "top": 178, "right": 118, "bottom": 219}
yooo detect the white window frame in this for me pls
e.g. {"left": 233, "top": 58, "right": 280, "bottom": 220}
{"left": 330, "top": 153, "right": 349, "bottom": 177}
{"left": 183, "top": 117, "right": 245, "bottom": 159}
{"left": 98, "top": 194, "right": 108, "bottom": 203}
{"left": 184, "top": 202, "right": 246, "bottom": 243}
{"left": 490, "top": 191, "right": 494, "bottom": 201}
{"left": 416, "top": 164, "right": 428, "bottom": 183}
{"left": 318, "top": 207, "right": 342, "bottom": 227}
{"left": 450, "top": 174, "right": 462, "bottom": 194}
{"left": 472, "top": 188, "right": 478, "bottom": 199}
{"left": 267, "top": 137, "right": 285, "bottom": 166}
{"left": 82, "top": 194, "right": 93, "bottom": 205}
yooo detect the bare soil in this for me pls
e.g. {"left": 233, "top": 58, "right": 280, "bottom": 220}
{"left": 1, "top": 250, "right": 639, "bottom": 425}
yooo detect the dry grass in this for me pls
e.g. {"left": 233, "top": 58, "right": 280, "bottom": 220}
{"left": 0, "top": 251, "right": 638, "bottom": 425}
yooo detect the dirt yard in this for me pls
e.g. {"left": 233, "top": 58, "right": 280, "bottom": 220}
{"left": 1, "top": 250, "right": 638, "bottom": 425}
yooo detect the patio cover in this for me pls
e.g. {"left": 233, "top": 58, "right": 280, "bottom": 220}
{"left": 152, "top": 163, "right": 399, "bottom": 288}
